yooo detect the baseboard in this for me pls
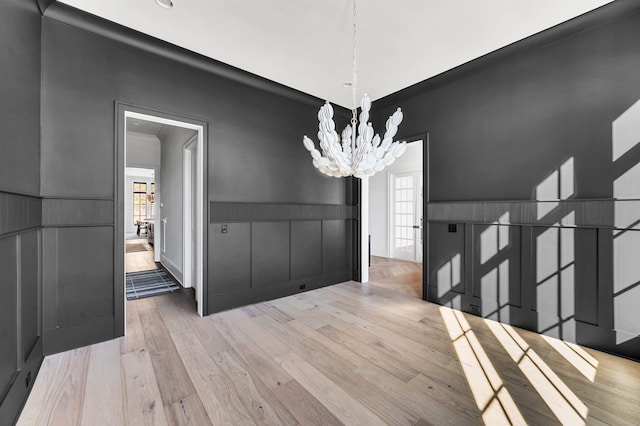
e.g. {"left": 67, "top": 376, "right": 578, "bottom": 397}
{"left": 159, "top": 257, "right": 183, "bottom": 286}
{"left": 371, "top": 249, "right": 388, "bottom": 258}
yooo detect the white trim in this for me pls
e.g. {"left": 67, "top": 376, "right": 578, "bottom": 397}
{"left": 160, "top": 258, "right": 183, "bottom": 285}
{"left": 360, "top": 177, "right": 369, "bottom": 283}
{"left": 183, "top": 135, "right": 197, "bottom": 292}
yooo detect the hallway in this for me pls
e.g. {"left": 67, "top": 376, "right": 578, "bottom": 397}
{"left": 125, "top": 238, "right": 157, "bottom": 273}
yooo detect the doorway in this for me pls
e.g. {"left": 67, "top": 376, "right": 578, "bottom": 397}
{"left": 390, "top": 170, "right": 423, "bottom": 261}
{"left": 115, "top": 103, "right": 207, "bottom": 335}
{"left": 366, "top": 138, "right": 426, "bottom": 298}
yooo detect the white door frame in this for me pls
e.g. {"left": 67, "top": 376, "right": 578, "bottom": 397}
{"left": 123, "top": 110, "right": 205, "bottom": 317}
{"left": 183, "top": 135, "right": 197, "bottom": 294}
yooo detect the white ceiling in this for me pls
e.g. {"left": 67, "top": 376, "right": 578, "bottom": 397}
{"left": 125, "top": 167, "right": 154, "bottom": 178}
{"left": 126, "top": 117, "right": 167, "bottom": 136}
{"left": 59, "top": 0, "right": 613, "bottom": 108}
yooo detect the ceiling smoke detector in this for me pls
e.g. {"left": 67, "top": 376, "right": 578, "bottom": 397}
{"left": 155, "top": 0, "right": 174, "bottom": 9}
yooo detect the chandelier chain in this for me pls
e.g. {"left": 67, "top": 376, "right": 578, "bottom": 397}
{"left": 351, "top": 0, "right": 358, "bottom": 125}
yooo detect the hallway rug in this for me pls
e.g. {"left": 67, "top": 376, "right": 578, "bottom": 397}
{"left": 126, "top": 241, "right": 152, "bottom": 253}
{"left": 126, "top": 269, "right": 180, "bottom": 300}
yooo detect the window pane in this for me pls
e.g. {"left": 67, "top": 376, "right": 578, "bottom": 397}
{"left": 133, "top": 182, "right": 147, "bottom": 192}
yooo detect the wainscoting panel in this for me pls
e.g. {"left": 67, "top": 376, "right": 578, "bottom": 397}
{"left": 20, "top": 229, "right": 40, "bottom": 360}
{"left": 427, "top": 203, "right": 640, "bottom": 360}
{"left": 471, "top": 224, "right": 522, "bottom": 318}
{"left": 0, "top": 235, "right": 18, "bottom": 405}
{"left": 252, "top": 221, "right": 290, "bottom": 287}
{"left": 208, "top": 203, "right": 354, "bottom": 314}
{"left": 428, "top": 199, "right": 625, "bottom": 228}
{"left": 42, "top": 226, "right": 114, "bottom": 347}
{"left": 0, "top": 192, "right": 43, "bottom": 425}
{"left": 291, "top": 221, "right": 322, "bottom": 280}
{"left": 428, "top": 222, "right": 465, "bottom": 305}
{"left": 0, "top": 192, "right": 41, "bottom": 235}
{"left": 322, "top": 220, "right": 350, "bottom": 273}
{"left": 574, "top": 228, "right": 599, "bottom": 326}
{"left": 42, "top": 198, "right": 113, "bottom": 226}
{"left": 210, "top": 202, "right": 357, "bottom": 222}
{"left": 208, "top": 222, "right": 251, "bottom": 295}
{"left": 56, "top": 227, "right": 113, "bottom": 326}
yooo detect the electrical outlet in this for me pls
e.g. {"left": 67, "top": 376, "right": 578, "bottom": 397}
{"left": 299, "top": 284, "right": 306, "bottom": 290}
{"left": 25, "top": 371, "right": 32, "bottom": 388}
{"left": 221, "top": 224, "right": 228, "bottom": 234}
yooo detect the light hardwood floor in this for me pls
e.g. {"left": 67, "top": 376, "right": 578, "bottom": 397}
{"left": 125, "top": 239, "right": 158, "bottom": 273}
{"left": 18, "top": 257, "right": 640, "bottom": 425}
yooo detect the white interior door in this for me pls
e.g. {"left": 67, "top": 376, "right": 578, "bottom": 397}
{"left": 391, "top": 171, "right": 422, "bottom": 261}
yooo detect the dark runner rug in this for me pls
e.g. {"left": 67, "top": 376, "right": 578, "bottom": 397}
{"left": 126, "top": 269, "right": 180, "bottom": 300}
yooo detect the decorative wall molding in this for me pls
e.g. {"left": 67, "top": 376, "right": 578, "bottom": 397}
{"left": 427, "top": 199, "right": 640, "bottom": 229}
{"left": 210, "top": 202, "right": 357, "bottom": 223}
{"left": 42, "top": 198, "right": 114, "bottom": 227}
{"left": 0, "top": 191, "right": 42, "bottom": 236}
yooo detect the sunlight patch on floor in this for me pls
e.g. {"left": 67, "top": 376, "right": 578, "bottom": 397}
{"left": 440, "top": 306, "right": 526, "bottom": 425}
{"left": 485, "top": 319, "right": 588, "bottom": 424}
{"left": 541, "top": 335, "right": 598, "bottom": 382}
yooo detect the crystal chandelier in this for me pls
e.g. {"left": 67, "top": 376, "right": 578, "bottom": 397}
{"left": 302, "top": 0, "right": 406, "bottom": 179}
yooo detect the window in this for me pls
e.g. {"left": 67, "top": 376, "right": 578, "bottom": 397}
{"left": 133, "top": 182, "right": 147, "bottom": 225}
{"left": 149, "top": 183, "right": 155, "bottom": 219}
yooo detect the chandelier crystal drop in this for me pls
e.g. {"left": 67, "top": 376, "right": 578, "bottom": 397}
{"left": 302, "top": 0, "right": 406, "bottom": 179}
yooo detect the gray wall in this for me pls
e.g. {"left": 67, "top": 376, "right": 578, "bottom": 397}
{"left": 159, "top": 126, "right": 197, "bottom": 281}
{"left": 373, "top": 3, "right": 640, "bottom": 360}
{"left": 39, "top": 4, "right": 355, "bottom": 355}
{"left": 0, "top": 1, "right": 44, "bottom": 424}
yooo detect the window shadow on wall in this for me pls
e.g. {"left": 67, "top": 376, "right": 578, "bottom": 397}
{"left": 611, "top": 100, "right": 640, "bottom": 347}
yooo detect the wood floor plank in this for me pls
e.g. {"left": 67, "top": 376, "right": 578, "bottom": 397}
{"left": 275, "top": 352, "right": 387, "bottom": 426}
{"left": 16, "top": 355, "right": 63, "bottom": 426}
{"left": 121, "top": 348, "right": 168, "bottom": 426}
{"left": 170, "top": 328, "right": 255, "bottom": 425}
{"left": 31, "top": 347, "right": 91, "bottom": 426}
{"left": 252, "top": 301, "right": 294, "bottom": 324}
{"left": 315, "top": 323, "right": 421, "bottom": 383}
{"left": 272, "top": 379, "right": 344, "bottom": 426}
{"left": 121, "top": 300, "right": 147, "bottom": 354}
{"left": 211, "top": 349, "right": 298, "bottom": 425}
{"left": 215, "top": 308, "right": 290, "bottom": 359}
{"left": 164, "top": 394, "right": 213, "bottom": 426}
{"left": 80, "top": 339, "right": 125, "bottom": 426}
{"left": 139, "top": 308, "right": 198, "bottom": 405}
{"left": 210, "top": 312, "right": 294, "bottom": 390}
